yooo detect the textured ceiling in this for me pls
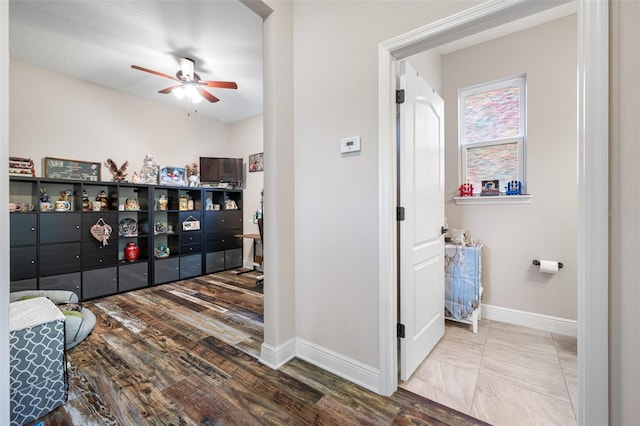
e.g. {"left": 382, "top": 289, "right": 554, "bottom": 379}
{"left": 9, "top": 0, "right": 263, "bottom": 123}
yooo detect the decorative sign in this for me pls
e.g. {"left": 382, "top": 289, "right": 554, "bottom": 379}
{"left": 44, "top": 157, "right": 101, "bottom": 181}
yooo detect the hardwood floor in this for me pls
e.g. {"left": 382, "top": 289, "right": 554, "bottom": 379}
{"left": 32, "top": 270, "right": 487, "bottom": 426}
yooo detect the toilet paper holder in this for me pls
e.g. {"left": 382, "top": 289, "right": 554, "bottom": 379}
{"left": 532, "top": 259, "right": 564, "bottom": 269}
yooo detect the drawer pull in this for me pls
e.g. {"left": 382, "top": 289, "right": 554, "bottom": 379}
{"left": 76, "top": 225, "right": 80, "bottom": 229}
{"left": 31, "top": 227, "right": 35, "bottom": 231}
{"left": 31, "top": 260, "right": 35, "bottom": 264}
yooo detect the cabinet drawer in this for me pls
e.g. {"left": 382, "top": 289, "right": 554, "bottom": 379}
{"left": 179, "top": 232, "right": 202, "bottom": 245}
{"left": 154, "top": 257, "right": 179, "bottom": 285}
{"left": 82, "top": 212, "right": 118, "bottom": 241}
{"left": 40, "top": 242, "right": 81, "bottom": 276}
{"left": 83, "top": 240, "right": 118, "bottom": 268}
{"left": 40, "top": 272, "right": 81, "bottom": 295}
{"left": 40, "top": 213, "right": 81, "bottom": 243}
{"left": 10, "top": 214, "right": 37, "bottom": 246}
{"left": 180, "top": 254, "right": 202, "bottom": 279}
{"left": 82, "top": 267, "right": 118, "bottom": 300}
{"left": 204, "top": 232, "right": 243, "bottom": 251}
{"left": 119, "top": 262, "right": 149, "bottom": 292}
{"left": 10, "top": 246, "right": 37, "bottom": 280}
{"left": 180, "top": 243, "right": 201, "bottom": 255}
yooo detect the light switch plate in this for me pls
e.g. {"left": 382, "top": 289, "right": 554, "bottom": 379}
{"left": 340, "top": 136, "right": 361, "bottom": 153}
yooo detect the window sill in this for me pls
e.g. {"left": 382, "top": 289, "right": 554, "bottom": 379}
{"left": 453, "top": 194, "right": 532, "bottom": 205}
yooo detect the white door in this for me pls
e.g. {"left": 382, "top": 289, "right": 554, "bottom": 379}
{"left": 398, "top": 60, "right": 445, "bottom": 381}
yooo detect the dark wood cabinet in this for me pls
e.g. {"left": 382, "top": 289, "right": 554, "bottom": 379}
{"left": 9, "top": 177, "right": 243, "bottom": 298}
{"left": 82, "top": 267, "right": 118, "bottom": 299}
{"left": 119, "top": 262, "right": 149, "bottom": 292}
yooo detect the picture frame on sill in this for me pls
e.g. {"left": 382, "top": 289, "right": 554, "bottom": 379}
{"left": 159, "top": 166, "right": 187, "bottom": 186}
{"left": 249, "top": 152, "right": 263, "bottom": 173}
{"left": 44, "top": 157, "right": 101, "bottom": 181}
{"left": 480, "top": 179, "right": 500, "bottom": 196}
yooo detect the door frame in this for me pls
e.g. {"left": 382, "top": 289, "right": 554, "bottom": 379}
{"left": 377, "top": 1, "right": 608, "bottom": 425}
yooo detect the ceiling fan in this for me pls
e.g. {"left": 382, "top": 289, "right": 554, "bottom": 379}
{"left": 131, "top": 57, "right": 237, "bottom": 103}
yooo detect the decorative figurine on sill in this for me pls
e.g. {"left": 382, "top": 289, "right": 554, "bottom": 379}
{"left": 105, "top": 158, "right": 129, "bottom": 182}
{"left": 186, "top": 162, "right": 200, "bottom": 187}
{"left": 459, "top": 183, "right": 473, "bottom": 197}
{"left": 95, "top": 190, "right": 109, "bottom": 211}
{"left": 505, "top": 180, "right": 522, "bottom": 195}
{"left": 132, "top": 154, "right": 159, "bottom": 185}
{"left": 125, "top": 198, "right": 140, "bottom": 211}
{"left": 82, "top": 190, "right": 90, "bottom": 211}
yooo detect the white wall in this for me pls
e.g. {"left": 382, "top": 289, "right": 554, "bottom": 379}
{"left": 229, "top": 114, "right": 264, "bottom": 268}
{"left": 442, "top": 16, "right": 577, "bottom": 320}
{"left": 610, "top": 1, "right": 640, "bottom": 424}
{"left": 292, "top": 0, "right": 478, "bottom": 370}
{"left": 9, "top": 60, "right": 232, "bottom": 178}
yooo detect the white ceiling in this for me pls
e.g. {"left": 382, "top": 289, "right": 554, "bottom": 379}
{"left": 9, "top": 0, "right": 263, "bottom": 123}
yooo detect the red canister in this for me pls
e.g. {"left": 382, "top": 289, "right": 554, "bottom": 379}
{"left": 124, "top": 242, "right": 140, "bottom": 262}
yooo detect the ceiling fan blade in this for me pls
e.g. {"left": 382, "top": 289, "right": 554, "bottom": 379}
{"left": 199, "top": 80, "right": 238, "bottom": 90}
{"left": 131, "top": 65, "right": 178, "bottom": 81}
{"left": 158, "top": 84, "right": 183, "bottom": 94}
{"left": 198, "top": 87, "right": 220, "bottom": 103}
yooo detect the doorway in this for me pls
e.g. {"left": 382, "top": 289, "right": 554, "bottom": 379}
{"left": 377, "top": 1, "right": 609, "bottom": 425}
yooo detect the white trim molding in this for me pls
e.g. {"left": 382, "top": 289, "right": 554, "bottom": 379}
{"left": 295, "top": 338, "right": 381, "bottom": 393}
{"left": 482, "top": 304, "right": 577, "bottom": 337}
{"left": 378, "top": 0, "right": 608, "bottom": 423}
{"left": 454, "top": 195, "right": 532, "bottom": 205}
{"left": 259, "top": 338, "right": 296, "bottom": 370}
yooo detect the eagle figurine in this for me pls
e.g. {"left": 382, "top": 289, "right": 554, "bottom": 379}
{"left": 105, "top": 158, "right": 129, "bottom": 182}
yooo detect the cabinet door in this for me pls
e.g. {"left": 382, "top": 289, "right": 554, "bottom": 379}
{"left": 10, "top": 278, "right": 38, "bottom": 292}
{"left": 82, "top": 241, "right": 118, "bottom": 269}
{"left": 40, "top": 242, "right": 81, "bottom": 276}
{"left": 119, "top": 262, "right": 149, "bottom": 292}
{"left": 204, "top": 210, "right": 242, "bottom": 233}
{"left": 40, "top": 272, "right": 82, "bottom": 296}
{"left": 205, "top": 251, "right": 225, "bottom": 273}
{"left": 40, "top": 213, "right": 81, "bottom": 243}
{"left": 82, "top": 212, "right": 118, "bottom": 241}
{"left": 154, "top": 258, "right": 179, "bottom": 285}
{"left": 224, "top": 248, "right": 243, "bottom": 270}
{"left": 205, "top": 232, "right": 243, "bottom": 251}
{"left": 10, "top": 246, "right": 37, "bottom": 280}
{"left": 180, "top": 254, "right": 202, "bottom": 279}
{"left": 10, "top": 214, "right": 37, "bottom": 246}
{"left": 82, "top": 267, "right": 118, "bottom": 300}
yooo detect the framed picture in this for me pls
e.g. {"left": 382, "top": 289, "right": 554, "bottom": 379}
{"left": 480, "top": 179, "right": 500, "bottom": 196}
{"left": 159, "top": 166, "right": 187, "bottom": 186}
{"left": 249, "top": 152, "right": 264, "bottom": 173}
{"left": 44, "top": 157, "right": 101, "bottom": 181}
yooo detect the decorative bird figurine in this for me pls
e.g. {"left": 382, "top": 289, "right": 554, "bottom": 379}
{"left": 106, "top": 158, "right": 129, "bottom": 182}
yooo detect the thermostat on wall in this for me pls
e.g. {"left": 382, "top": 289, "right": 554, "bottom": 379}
{"left": 340, "top": 136, "right": 361, "bottom": 153}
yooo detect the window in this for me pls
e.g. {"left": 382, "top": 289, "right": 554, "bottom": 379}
{"left": 459, "top": 76, "right": 526, "bottom": 194}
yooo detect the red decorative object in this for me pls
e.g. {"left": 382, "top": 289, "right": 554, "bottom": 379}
{"left": 124, "top": 242, "right": 140, "bottom": 262}
{"left": 459, "top": 183, "right": 473, "bottom": 197}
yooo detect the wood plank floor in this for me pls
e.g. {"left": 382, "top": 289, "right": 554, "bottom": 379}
{"left": 31, "top": 270, "right": 488, "bottom": 426}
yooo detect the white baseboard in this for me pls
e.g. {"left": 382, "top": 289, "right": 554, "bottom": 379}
{"left": 482, "top": 304, "right": 577, "bottom": 337}
{"left": 259, "top": 338, "right": 296, "bottom": 369}
{"left": 295, "top": 338, "right": 381, "bottom": 394}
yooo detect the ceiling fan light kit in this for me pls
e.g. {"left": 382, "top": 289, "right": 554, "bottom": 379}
{"left": 131, "top": 57, "right": 237, "bottom": 113}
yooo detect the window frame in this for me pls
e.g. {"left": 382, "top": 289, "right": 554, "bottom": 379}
{"left": 458, "top": 75, "right": 527, "bottom": 194}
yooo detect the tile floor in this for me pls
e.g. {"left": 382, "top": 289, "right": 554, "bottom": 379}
{"left": 400, "top": 319, "right": 577, "bottom": 426}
